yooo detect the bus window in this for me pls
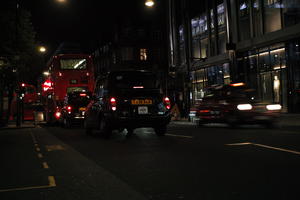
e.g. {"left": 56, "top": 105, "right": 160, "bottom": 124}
{"left": 60, "top": 59, "right": 87, "bottom": 70}
{"left": 67, "top": 87, "right": 88, "bottom": 93}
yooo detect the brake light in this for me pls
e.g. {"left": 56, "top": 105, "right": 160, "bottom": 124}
{"left": 110, "top": 97, "right": 117, "bottom": 111}
{"left": 86, "top": 72, "right": 90, "bottom": 76}
{"left": 59, "top": 72, "right": 62, "bottom": 77}
{"left": 55, "top": 112, "right": 61, "bottom": 119}
{"left": 164, "top": 97, "right": 171, "bottom": 110}
{"left": 80, "top": 93, "right": 87, "bottom": 97}
{"left": 199, "top": 110, "right": 210, "bottom": 113}
{"left": 67, "top": 106, "right": 72, "bottom": 113}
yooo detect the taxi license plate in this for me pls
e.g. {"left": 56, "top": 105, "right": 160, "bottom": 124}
{"left": 131, "top": 99, "right": 152, "bottom": 105}
{"left": 138, "top": 106, "right": 148, "bottom": 114}
{"left": 79, "top": 107, "right": 86, "bottom": 111}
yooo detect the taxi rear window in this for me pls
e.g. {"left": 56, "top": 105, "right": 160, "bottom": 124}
{"left": 110, "top": 72, "right": 159, "bottom": 89}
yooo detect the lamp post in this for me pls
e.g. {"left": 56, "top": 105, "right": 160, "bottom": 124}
{"left": 145, "top": 0, "right": 155, "bottom": 7}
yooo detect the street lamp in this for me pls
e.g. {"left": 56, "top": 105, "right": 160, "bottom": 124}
{"left": 39, "top": 46, "right": 46, "bottom": 53}
{"left": 56, "top": 0, "right": 66, "bottom": 3}
{"left": 145, "top": 0, "right": 155, "bottom": 7}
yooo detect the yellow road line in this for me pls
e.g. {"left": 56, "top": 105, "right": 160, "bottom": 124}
{"left": 252, "top": 143, "right": 300, "bottom": 156}
{"left": 43, "top": 162, "right": 49, "bottom": 169}
{"left": 226, "top": 142, "right": 300, "bottom": 156}
{"left": 165, "top": 134, "right": 193, "bottom": 139}
{"left": 0, "top": 176, "right": 56, "bottom": 193}
{"left": 225, "top": 142, "right": 252, "bottom": 146}
{"left": 37, "top": 153, "right": 43, "bottom": 158}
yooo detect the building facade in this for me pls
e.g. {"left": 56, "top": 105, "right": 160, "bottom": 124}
{"left": 168, "top": 0, "right": 300, "bottom": 113}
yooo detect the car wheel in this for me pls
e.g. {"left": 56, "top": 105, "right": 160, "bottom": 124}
{"left": 99, "top": 117, "right": 112, "bottom": 139}
{"left": 63, "top": 118, "right": 71, "bottom": 128}
{"left": 198, "top": 119, "right": 206, "bottom": 127}
{"left": 155, "top": 126, "right": 167, "bottom": 136}
{"left": 263, "top": 121, "right": 276, "bottom": 129}
{"left": 84, "top": 120, "right": 93, "bottom": 135}
{"left": 227, "top": 115, "right": 238, "bottom": 128}
{"left": 126, "top": 128, "right": 134, "bottom": 138}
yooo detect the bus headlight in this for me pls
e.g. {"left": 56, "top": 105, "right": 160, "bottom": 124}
{"left": 237, "top": 104, "right": 252, "bottom": 111}
{"left": 266, "top": 104, "right": 282, "bottom": 111}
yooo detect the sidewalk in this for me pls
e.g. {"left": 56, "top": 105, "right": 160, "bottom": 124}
{"left": 0, "top": 121, "right": 36, "bottom": 130}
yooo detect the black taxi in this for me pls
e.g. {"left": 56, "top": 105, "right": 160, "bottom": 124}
{"left": 60, "top": 91, "right": 91, "bottom": 127}
{"left": 195, "top": 83, "right": 281, "bottom": 127}
{"left": 84, "top": 70, "right": 171, "bottom": 138}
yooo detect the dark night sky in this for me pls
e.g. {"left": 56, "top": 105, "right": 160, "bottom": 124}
{"left": 20, "top": 0, "right": 154, "bottom": 53}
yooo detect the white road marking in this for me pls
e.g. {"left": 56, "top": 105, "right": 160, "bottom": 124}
{"left": 165, "top": 134, "right": 193, "bottom": 139}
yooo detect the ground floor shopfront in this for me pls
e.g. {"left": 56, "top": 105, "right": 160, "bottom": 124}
{"left": 190, "top": 39, "right": 300, "bottom": 113}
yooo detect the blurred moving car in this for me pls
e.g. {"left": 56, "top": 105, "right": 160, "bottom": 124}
{"left": 195, "top": 83, "right": 282, "bottom": 127}
{"left": 84, "top": 70, "right": 171, "bottom": 138}
{"left": 60, "top": 91, "right": 91, "bottom": 127}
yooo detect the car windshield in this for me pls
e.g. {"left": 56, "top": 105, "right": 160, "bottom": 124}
{"left": 109, "top": 71, "right": 159, "bottom": 89}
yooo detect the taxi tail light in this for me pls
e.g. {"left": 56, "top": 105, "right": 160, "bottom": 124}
{"left": 199, "top": 109, "right": 210, "bottom": 113}
{"left": 67, "top": 106, "right": 72, "bottom": 113}
{"left": 110, "top": 97, "right": 117, "bottom": 111}
{"left": 164, "top": 97, "right": 171, "bottom": 110}
{"left": 55, "top": 111, "right": 61, "bottom": 119}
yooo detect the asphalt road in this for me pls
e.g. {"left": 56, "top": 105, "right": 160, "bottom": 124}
{"left": 1, "top": 122, "right": 300, "bottom": 200}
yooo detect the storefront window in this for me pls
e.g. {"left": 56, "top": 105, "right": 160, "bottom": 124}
{"left": 263, "top": 0, "right": 282, "bottom": 33}
{"left": 238, "top": 0, "right": 251, "bottom": 40}
{"left": 282, "top": 0, "right": 300, "bottom": 27}
{"left": 223, "top": 63, "right": 231, "bottom": 84}
{"left": 270, "top": 47, "right": 286, "bottom": 70}
{"left": 218, "top": 3, "right": 226, "bottom": 54}
{"left": 258, "top": 48, "right": 270, "bottom": 72}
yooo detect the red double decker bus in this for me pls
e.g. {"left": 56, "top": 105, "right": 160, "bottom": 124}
{"left": 42, "top": 54, "right": 95, "bottom": 123}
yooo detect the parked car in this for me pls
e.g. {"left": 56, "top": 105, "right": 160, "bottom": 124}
{"left": 60, "top": 91, "right": 91, "bottom": 127}
{"left": 84, "top": 70, "right": 171, "bottom": 138}
{"left": 195, "top": 83, "right": 282, "bottom": 127}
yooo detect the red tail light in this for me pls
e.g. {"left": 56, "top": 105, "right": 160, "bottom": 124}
{"left": 110, "top": 97, "right": 117, "bottom": 111}
{"left": 80, "top": 93, "right": 87, "bottom": 97}
{"left": 67, "top": 106, "right": 72, "bottom": 112}
{"left": 55, "top": 112, "right": 61, "bottom": 119}
{"left": 164, "top": 97, "right": 171, "bottom": 110}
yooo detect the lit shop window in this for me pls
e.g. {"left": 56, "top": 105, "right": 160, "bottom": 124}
{"left": 140, "top": 48, "right": 148, "bottom": 61}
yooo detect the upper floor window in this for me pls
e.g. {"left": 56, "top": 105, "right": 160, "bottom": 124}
{"left": 217, "top": 3, "right": 225, "bottom": 26}
{"left": 140, "top": 48, "right": 148, "bottom": 61}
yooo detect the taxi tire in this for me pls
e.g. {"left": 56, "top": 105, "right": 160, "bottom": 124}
{"left": 155, "top": 126, "right": 167, "bottom": 136}
{"left": 198, "top": 120, "right": 206, "bottom": 127}
{"left": 63, "top": 118, "right": 71, "bottom": 128}
{"left": 126, "top": 128, "right": 134, "bottom": 138}
{"left": 99, "top": 117, "right": 112, "bottom": 139}
{"left": 227, "top": 115, "right": 238, "bottom": 128}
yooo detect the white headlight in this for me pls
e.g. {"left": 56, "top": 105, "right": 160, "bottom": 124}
{"left": 237, "top": 104, "right": 252, "bottom": 110}
{"left": 266, "top": 104, "right": 282, "bottom": 111}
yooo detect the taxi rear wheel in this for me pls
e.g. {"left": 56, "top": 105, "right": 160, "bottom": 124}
{"left": 99, "top": 117, "right": 112, "bottom": 139}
